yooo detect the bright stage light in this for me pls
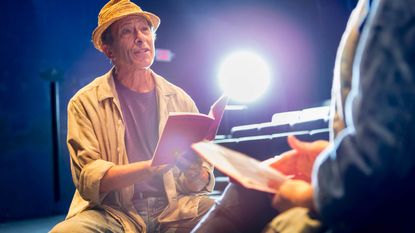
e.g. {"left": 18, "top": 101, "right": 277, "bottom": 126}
{"left": 218, "top": 51, "right": 271, "bottom": 103}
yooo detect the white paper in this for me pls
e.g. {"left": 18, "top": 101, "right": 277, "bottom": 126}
{"left": 192, "top": 141, "right": 288, "bottom": 193}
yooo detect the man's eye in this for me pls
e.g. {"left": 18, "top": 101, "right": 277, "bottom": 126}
{"left": 121, "top": 28, "right": 132, "bottom": 35}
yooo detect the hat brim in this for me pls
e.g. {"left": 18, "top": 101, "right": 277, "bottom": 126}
{"left": 92, "top": 11, "right": 160, "bottom": 52}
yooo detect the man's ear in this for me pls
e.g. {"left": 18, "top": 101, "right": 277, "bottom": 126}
{"left": 102, "top": 44, "right": 114, "bottom": 60}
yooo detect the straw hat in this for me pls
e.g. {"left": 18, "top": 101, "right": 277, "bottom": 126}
{"left": 92, "top": 0, "right": 160, "bottom": 52}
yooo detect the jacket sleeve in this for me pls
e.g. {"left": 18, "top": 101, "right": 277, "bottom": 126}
{"left": 67, "top": 98, "right": 115, "bottom": 205}
{"left": 312, "top": 0, "right": 415, "bottom": 228}
{"left": 175, "top": 162, "right": 215, "bottom": 194}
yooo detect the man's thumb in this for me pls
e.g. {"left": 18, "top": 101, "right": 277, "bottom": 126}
{"left": 287, "top": 135, "right": 308, "bottom": 151}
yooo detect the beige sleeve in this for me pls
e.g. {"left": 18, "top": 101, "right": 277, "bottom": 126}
{"left": 175, "top": 161, "right": 215, "bottom": 194}
{"left": 67, "top": 99, "right": 115, "bottom": 204}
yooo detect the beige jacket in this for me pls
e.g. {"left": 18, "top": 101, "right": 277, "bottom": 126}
{"left": 65, "top": 69, "right": 215, "bottom": 232}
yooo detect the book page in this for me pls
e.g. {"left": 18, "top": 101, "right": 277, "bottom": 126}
{"left": 206, "top": 95, "right": 229, "bottom": 140}
{"left": 192, "top": 141, "right": 288, "bottom": 193}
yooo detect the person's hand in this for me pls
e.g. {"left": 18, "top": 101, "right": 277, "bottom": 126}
{"left": 149, "top": 163, "right": 172, "bottom": 175}
{"left": 175, "top": 150, "right": 203, "bottom": 171}
{"left": 272, "top": 179, "right": 314, "bottom": 212}
{"left": 269, "top": 136, "right": 329, "bottom": 182}
{"left": 176, "top": 152, "right": 209, "bottom": 192}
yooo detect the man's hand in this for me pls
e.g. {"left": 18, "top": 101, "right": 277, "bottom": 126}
{"left": 272, "top": 179, "right": 314, "bottom": 212}
{"left": 269, "top": 136, "right": 329, "bottom": 182}
{"left": 176, "top": 153, "right": 210, "bottom": 192}
{"left": 149, "top": 163, "right": 172, "bottom": 176}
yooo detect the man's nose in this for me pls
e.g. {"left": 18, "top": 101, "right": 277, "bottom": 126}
{"left": 134, "top": 29, "right": 143, "bottom": 45}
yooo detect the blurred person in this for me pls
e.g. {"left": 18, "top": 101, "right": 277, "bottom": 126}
{"left": 266, "top": 0, "right": 415, "bottom": 232}
{"left": 193, "top": 0, "right": 415, "bottom": 232}
{"left": 51, "top": 0, "right": 214, "bottom": 232}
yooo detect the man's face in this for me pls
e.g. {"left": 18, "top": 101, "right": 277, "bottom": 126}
{"left": 108, "top": 15, "right": 155, "bottom": 69}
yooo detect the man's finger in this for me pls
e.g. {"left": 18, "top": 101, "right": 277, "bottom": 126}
{"left": 287, "top": 135, "right": 309, "bottom": 152}
{"left": 152, "top": 164, "right": 172, "bottom": 175}
{"left": 268, "top": 150, "right": 296, "bottom": 166}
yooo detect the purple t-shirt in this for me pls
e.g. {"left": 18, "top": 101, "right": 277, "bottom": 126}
{"left": 114, "top": 77, "right": 165, "bottom": 197}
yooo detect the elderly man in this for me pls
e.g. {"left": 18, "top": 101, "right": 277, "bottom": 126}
{"left": 51, "top": 0, "right": 214, "bottom": 232}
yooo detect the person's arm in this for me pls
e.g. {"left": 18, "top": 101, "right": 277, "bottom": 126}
{"left": 67, "top": 99, "right": 114, "bottom": 204}
{"left": 100, "top": 161, "right": 170, "bottom": 193}
{"left": 313, "top": 0, "right": 415, "bottom": 227}
{"left": 67, "top": 98, "right": 170, "bottom": 202}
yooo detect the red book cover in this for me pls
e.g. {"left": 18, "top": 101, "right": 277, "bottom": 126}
{"left": 151, "top": 95, "right": 229, "bottom": 166}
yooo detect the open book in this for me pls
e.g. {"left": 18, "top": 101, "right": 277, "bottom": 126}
{"left": 151, "top": 95, "right": 229, "bottom": 166}
{"left": 191, "top": 141, "right": 288, "bottom": 193}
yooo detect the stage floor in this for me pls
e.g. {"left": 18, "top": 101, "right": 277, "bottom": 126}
{"left": 0, "top": 215, "right": 64, "bottom": 233}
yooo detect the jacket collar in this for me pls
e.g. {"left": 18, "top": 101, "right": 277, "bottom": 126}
{"left": 96, "top": 67, "right": 176, "bottom": 103}
{"left": 97, "top": 68, "right": 116, "bottom": 103}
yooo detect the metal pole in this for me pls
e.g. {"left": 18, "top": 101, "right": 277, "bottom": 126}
{"left": 50, "top": 81, "right": 61, "bottom": 202}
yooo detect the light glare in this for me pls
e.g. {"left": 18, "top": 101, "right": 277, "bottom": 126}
{"left": 218, "top": 51, "right": 271, "bottom": 103}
